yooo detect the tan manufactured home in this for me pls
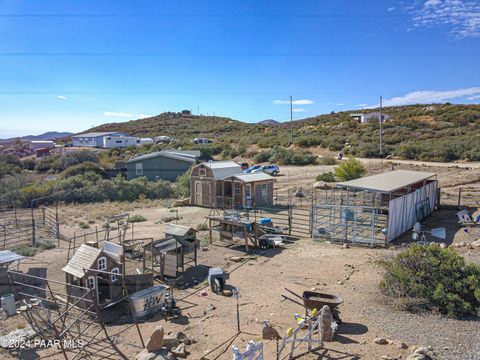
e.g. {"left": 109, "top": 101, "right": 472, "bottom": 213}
{"left": 190, "top": 161, "right": 274, "bottom": 208}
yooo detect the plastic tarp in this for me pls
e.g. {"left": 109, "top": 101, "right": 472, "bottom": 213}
{"left": 387, "top": 181, "right": 437, "bottom": 242}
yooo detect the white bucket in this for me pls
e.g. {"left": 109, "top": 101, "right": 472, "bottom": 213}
{"left": 1, "top": 294, "right": 16, "bottom": 316}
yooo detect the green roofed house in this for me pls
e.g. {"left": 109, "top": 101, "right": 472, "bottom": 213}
{"left": 126, "top": 150, "right": 200, "bottom": 181}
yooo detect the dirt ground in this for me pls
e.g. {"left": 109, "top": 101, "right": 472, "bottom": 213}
{"left": 1, "top": 162, "right": 480, "bottom": 360}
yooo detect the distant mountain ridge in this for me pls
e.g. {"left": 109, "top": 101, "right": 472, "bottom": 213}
{"left": 0, "top": 131, "right": 73, "bottom": 143}
{"left": 258, "top": 119, "right": 281, "bottom": 126}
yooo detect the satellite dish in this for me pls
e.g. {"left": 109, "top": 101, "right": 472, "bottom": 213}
{"left": 431, "top": 227, "right": 446, "bottom": 240}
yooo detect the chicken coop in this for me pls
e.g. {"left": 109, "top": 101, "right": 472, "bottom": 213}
{"left": 312, "top": 170, "right": 438, "bottom": 246}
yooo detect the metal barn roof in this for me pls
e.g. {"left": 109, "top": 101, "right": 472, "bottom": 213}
{"left": 126, "top": 150, "right": 199, "bottom": 163}
{"left": 227, "top": 172, "right": 274, "bottom": 183}
{"left": 0, "top": 250, "right": 24, "bottom": 265}
{"left": 72, "top": 132, "right": 125, "bottom": 138}
{"left": 202, "top": 161, "right": 242, "bottom": 179}
{"left": 62, "top": 244, "right": 102, "bottom": 278}
{"left": 336, "top": 170, "right": 436, "bottom": 194}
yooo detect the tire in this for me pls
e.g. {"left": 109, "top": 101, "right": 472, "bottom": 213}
{"left": 272, "top": 171, "right": 278, "bottom": 176}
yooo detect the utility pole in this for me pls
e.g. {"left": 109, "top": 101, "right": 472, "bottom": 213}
{"left": 197, "top": 105, "right": 200, "bottom": 116}
{"left": 290, "top": 95, "right": 293, "bottom": 145}
{"left": 379, "top": 95, "right": 383, "bottom": 158}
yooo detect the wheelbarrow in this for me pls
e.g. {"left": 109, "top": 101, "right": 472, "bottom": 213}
{"left": 282, "top": 288, "right": 343, "bottom": 322}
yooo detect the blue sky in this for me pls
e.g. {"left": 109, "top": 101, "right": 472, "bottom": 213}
{"left": 0, "top": 0, "right": 479, "bottom": 137}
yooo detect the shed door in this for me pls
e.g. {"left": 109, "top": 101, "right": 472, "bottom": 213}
{"left": 202, "top": 182, "right": 211, "bottom": 206}
{"left": 163, "top": 254, "right": 177, "bottom": 277}
{"left": 234, "top": 182, "right": 243, "bottom": 207}
{"left": 195, "top": 181, "right": 202, "bottom": 205}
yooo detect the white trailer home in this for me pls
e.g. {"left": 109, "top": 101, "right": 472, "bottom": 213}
{"left": 28, "top": 140, "right": 55, "bottom": 150}
{"left": 103, "top": 135, "right": 141, "bottom": 148}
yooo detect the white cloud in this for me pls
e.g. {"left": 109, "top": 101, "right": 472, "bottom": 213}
{"left": 467, "top": 94, "right": 480, "bottom": 100}
{"left": 292, "top": 108, "right": 307, "bottom": 113}
{"left": 57, "top": 95, "right": 67, "bottom": 100}
{"left": 356, "top": 103, "right": 368, "bottom": 108}
{"left": 136, "top": 114, "right": 152, "bottom": 118}
{"left": 103, "top": 111, "right": 133, "bottom": 118}
{"left": 335, "top": 102, "right": 345, "bottom": 106}
{"left": 409, "top": 0, "right": 480, "bottom": 38}
{"left": 387, "top": 6, "right": 396, "bottom": 11}
{"left": 273, "top": 99, "right": 314, "bottom": 105}
{"left": 368, "top": 87, "right": 480, "bottom": 107}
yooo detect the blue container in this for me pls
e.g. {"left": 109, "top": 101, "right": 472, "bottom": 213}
{"left": 260, "top": 218, "right": 271, "bottom": 225}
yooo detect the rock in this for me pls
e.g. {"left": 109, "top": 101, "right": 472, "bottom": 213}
{"left": 230, "top": 256, "right": 243, "bottom": 263}
{"left": 320, "top": 305, "right": 336, "bottom": 342}
{"left": 393, "top": 340, "right": 408, "bottom": 349}
{"left": 136, "top": 349, "right": 170, "bottom": 360}
{"left": 313, "top": 181, "right": 332, "bottom": 189}
{"left": 174, "top": 331, "right": 197, "bottom": 345}
{"left": 146, "top": 326, "right": 165, "bottom": 351}
{"left": 439, "top": 242, "right": 447, "bottom": 248}
{"left": 0, "top": 326, "right": 37, "bottom": 348}
{"left": 204, "top": 303, "right": 216, "bottom": 314}
{"left": 471, "top": 239, "right": 480, "bottom": 247}
{"left": 172, "top": 198, "right": 190, "bottom": 207}
{"left": 262, "top": 320, "right": 281, "bottom": 340}
{"left": 170, "top": 343, "right": 187, "bottom": 358}
{"left": 414, "top": 347, "right": 428, "bottom": 355}
{"left": 342, "top": 243, "right": 350, "bottom": 249}
{"left": 406, "top": 354, "right": 426, "bottom": 360}
{"left": 162, "top": 335, "right": 181, "bottom": 349}
{"left": 223, "top": 289, "right": 233, "bottom": 296}
{"left": 374, "top": 337, "right": 389, "bottom": 345}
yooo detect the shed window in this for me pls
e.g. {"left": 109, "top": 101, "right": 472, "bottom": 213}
{"left": 234, "top": 183, "right": 241, "bottom": 195}
{"left": 98, "top": 257, "right": 107, "bottom": 271}
{"left": 199, "top": 168, "right": 206, "bottom": 177}
{"left": 87, "top": 276, "right": 95, "bottom": 289}
{"left": 111, "top": 267, "right": 120, "bottom": 282}
{"left": 135, "top": 162, "right": 143, "bottom": 175}
{"left": 261, "top": 184, "right": 267, "bottom": 198}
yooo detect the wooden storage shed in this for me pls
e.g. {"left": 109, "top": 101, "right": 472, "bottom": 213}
{"left": 190, "top": 161, "right": 274, "bottom": 208}
{"left": 144, "top": 224, "right": 198, "bottom": 278}
{"left": 62, "top": 244, "right": 123, "bottom": 307}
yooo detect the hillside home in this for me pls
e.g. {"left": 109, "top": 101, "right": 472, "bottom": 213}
{"left": 28, "top": 140, "right": 55, "bottom": 150}
{"left": 126, "top": 150, "right": 200, "bottom": 181}
{"left": 190, "top": 161, "right": 274, "bottom": 208}
{"left": 349, "top": 112, "right": 390, "bottom": 124}
{"left": 72, "top": 132, "right": 127, "bottom": 147}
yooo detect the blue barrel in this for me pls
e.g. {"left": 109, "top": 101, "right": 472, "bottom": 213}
{"left": 260, "top": 218, "right": 271, "bottom": 225}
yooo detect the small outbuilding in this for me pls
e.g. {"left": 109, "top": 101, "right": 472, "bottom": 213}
{"left": 313, "top": 170, "right": 438, "bottom": 246}
{"left": 28, "top": 140, "right": 55, "bottom": 150}
{"left": 143, "top": 224, "right": 198, "bottom": 278}
{"left": 190, "top": 161, "right": 274, "bottom": 208}
{"left": 125, "top": 150, "right": 200, "bottom": 181}
{"left": 0, "top": 250, "right": 24, "bottom": 297}
{"left": 62, "top": 244, "right": 123, "bottom": 307}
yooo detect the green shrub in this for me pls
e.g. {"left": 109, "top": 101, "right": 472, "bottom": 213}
{"left": 255, "top": 146, "right": 317, "bottom": 166}
{"left": 61, "top": 162, "right": 105, "bottom": 178}
{"left": 175, "top": 166, "right": 193, "bottom": 198}
{"left": 128, "top": 214, "right": 147, "bottom": 223}
{"left": 196, "top": 223, "right": 208, "bottom": 231}
{"left": 11, "top": 241, "right": 55, "bottom": 257}
{"left": 253, "top": 151, "right": 270, "bottom": 163}
{"left": 378, "top": 244, "right": 480, "bottom": 318}
{"left": 318, "top": 156, "right": 337, "bottom": 165}
{"left": 335, "top": 157, "right": 366, "bottom": 181}
{"left": 316, "top": 172, "right": 336, "bottom": 182}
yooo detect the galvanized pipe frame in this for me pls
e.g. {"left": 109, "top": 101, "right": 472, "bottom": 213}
{"left": 7, "top": 269, "right": 141, "bottom": 360}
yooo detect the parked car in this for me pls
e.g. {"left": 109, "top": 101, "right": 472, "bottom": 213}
{"left": 243, "top": 165, "right": 261, "bottom": 173}
{"left": 252, "top": 164, "right": 280, "bottom": 176}
{"left": 192, "top": 137, "right": 212, "bottom": 145}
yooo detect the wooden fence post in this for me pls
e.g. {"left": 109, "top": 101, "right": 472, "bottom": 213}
{"left": 32, "top": 219, "right": 36, "bottom": 245}
{"left": 457, "top": 188, "right": 462, "bottom": 208}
